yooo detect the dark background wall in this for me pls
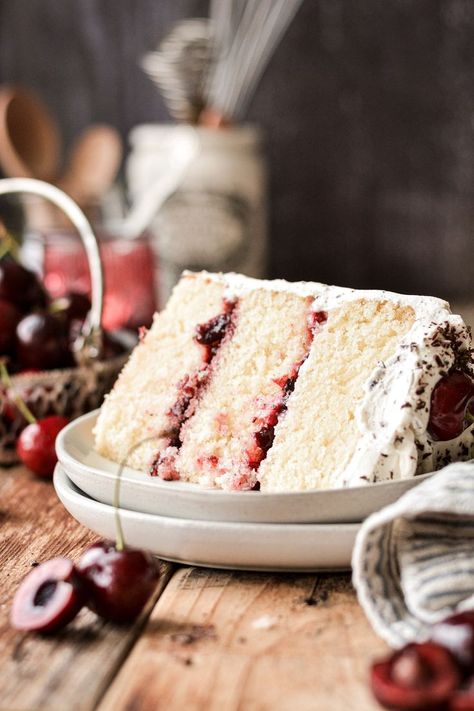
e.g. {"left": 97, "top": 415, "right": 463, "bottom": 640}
{"left": 1, "top": 0, "right": 473, "bottom": 301}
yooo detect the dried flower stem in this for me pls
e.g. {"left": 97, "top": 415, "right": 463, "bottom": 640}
{"left": 0, "top": 361, "right": 36, "bottom": 426}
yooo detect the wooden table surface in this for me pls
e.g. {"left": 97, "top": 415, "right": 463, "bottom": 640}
{"left": 0, "top": 465, "right": 387, "bottom": 711}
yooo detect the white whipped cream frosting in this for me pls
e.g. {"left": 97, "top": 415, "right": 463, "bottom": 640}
{"left": 313, "top": 286, "right": 474, "bottom": 486}
{"left": 192, "top": 271, "right": 474, "bottom": 487}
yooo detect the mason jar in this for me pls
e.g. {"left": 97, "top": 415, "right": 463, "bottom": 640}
{"left": 127, "top": 124, "right": 267, "bottom": 304}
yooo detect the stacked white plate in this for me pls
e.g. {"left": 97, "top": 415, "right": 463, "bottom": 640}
{"left": 54, "top": 411, "right": 431, "bottom": 572}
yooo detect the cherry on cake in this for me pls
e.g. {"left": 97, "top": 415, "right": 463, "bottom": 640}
{"left": 94, "top": 271, "right": 474, "bottom": 492}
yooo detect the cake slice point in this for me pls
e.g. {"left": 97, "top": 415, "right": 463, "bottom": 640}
{"left": 94, "top": 272, "right": 227, "bottom": 471}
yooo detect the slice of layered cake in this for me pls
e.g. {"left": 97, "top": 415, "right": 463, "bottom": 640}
{"left": 94, "top": 272, "right": 474, "bottom": 492}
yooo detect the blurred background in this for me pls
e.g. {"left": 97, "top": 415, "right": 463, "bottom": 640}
{"left": 0, "top": 0, "right": 473, "bottom": 306}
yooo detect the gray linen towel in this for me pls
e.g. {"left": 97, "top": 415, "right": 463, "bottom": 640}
{"left": 352, "top": 461, "right": 474, "bottom": 648}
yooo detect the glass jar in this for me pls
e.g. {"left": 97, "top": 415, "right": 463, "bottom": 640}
{"left": 127, "top": 124, "right": 267, "bottom": 303}
{"left": 20, "top": 196, "right": 157, "bottom": 331}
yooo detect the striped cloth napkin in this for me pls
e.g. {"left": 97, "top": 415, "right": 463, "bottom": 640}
{"left": 352, "top": 461, "right": 474, "bottom": 648}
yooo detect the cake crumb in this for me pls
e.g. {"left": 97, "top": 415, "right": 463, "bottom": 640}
{"left": 170, "top": 624, "right": 216, "bottom": 645}
{"left": 251, "top": 614, "right": 279, "bottom": 630}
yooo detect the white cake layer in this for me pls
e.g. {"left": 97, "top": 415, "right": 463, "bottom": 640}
{"left": 176, "top": 287, "right": 313, "bottom": 489}
{"left": 94, "top": 271, "right": 474, "bottom": 491}
{"left": 258, "top": 299, "right": 416, "bottom": 491}
{"left": 94, "top": 272, "right": 225, "bottom": 470}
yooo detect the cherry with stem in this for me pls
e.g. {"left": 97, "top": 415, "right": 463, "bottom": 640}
{"left": 76, "top": 438, "right": 160, "bottom": 623}
{"left": 10, "top": 438, "right": 159, "bottom": 633}
{"left": 0, "top": 360, "right": 68, "bottom": 478}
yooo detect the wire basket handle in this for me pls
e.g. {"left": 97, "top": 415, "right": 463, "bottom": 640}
{"left": 0, "top": 177, "right": 103, "bottom": 362}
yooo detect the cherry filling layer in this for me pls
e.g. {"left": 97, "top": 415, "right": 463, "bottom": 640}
{"left": 149, "top": 299, "right": 237, "bottom": 480}
{"left": 246, "top": 365, "right": 302, "bottom": 471}
{"left": 194, "top": 299, "right": 236, "bottom": 362}
{"left": 307, "top": 309, "right": 328, "bottom": 337}
{"left": 246, "top": 310, "right": 328, "bottom": 477}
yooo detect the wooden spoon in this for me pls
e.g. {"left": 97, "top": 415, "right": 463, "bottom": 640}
{"left": 58, "top": 125, "right": 122, "bottom": 207}
{"left": 0, "top": 86, "right": 60, "bottom": 181}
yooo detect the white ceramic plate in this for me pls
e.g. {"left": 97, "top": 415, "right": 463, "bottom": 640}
{"left": 56, "top": 411, "right": 432, "bottom": 524}
{"left": 54, "top": 464, "right": 359, "bottom": 571}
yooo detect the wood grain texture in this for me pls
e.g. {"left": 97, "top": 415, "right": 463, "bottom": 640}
{"left": 0, "top": 465, "right": 173, "bottom": 711}
{"left": 99, "top": 567, "right": 387, "bottom": 711}
{"left": 0, "top": 465, "right": 389, "bottom": 710}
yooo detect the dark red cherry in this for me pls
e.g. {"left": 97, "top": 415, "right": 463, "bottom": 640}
{"left": 16, "top": 415, "right": 69, "bottom": 478}
{"left": 52, "top": 291, "right": 91, "bottom": 324}
{"left": 16, "top": 312, "right": 72, "bottom": 370}
{"left": 0, "top": 298, "right": 21, "bottom": 354}
{"left": 451, "top": 677, "right": 474, "bottom": 710}
{"left": 432, "top": 611, "right": 474, "bottom": 671}
{"left": 428, "top": 371, "right": 474, "bottom": 441}
{"left": 371, "top": 642, "right": 462, "bottom": 710}
{"left": 10, "top": 557, "right": 85, "bottom": 632}
{"left": 76, "top": 541, "right": 160, "bottom": 623}
{"left": 0, "top": 257, "right": 48, "bottom": 311}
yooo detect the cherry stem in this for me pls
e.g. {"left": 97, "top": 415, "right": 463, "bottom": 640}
{"left": 0, "top": 361, "right": 37, "bottom": 426}
{"left": 49, "top": 301, "right": 65, "bottom": 315}
{"left": 113, "top": 459, "right": 126, "bottom": 552}
{"left": 112, "top": 436, "right": 157, "bottom": 552}
{"left": 0, "top": 225, "right": 20, "bottom": 261}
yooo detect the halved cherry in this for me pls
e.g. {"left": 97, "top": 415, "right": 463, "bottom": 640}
{"left": 370, "top": 642, "right": 462, "bottom": 710}
{"left": 10, "top": 557, "right": 85, "bottom": 633}
{"left": 428, "top": 371, "right": 474, "bottom": 441}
